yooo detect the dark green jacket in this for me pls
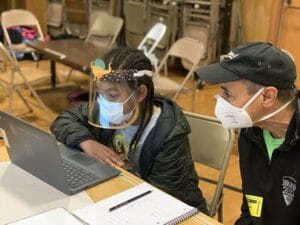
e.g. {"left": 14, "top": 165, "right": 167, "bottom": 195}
{"left": 50, "top": 96, "right": 208, "bottom": 213}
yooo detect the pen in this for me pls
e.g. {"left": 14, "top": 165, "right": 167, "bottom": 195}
{"left": 109, "top": 190, "right": 152, "bottom": 212}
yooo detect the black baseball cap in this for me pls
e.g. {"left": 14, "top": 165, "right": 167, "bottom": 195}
{"left": 195, "top": 42, "right": 296, "bottom": 89}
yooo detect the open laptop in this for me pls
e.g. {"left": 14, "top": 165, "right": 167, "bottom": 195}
{"left": 0, "top": 110, "right": 120, "bottom": 195}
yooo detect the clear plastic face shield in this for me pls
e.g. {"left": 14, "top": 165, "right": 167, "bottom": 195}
{"left": 88, "top": 59, "right": 152, "bottom": 129}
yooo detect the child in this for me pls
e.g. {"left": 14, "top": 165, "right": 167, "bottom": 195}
{"left": 51, "top": 47, "right": 208, "bottom": 213}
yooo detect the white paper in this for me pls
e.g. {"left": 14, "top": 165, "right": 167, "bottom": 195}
{"left": 74, "top": 183, "right": 197, "bottom": 225}
{"left": 7, "top": 208, "right": 84, "bottom": 225}
{"left": 0, "top": 162, "right": 93, "bottom": 225}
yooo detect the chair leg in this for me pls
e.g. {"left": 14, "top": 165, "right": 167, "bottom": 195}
{"left": 0, "top": 82, "right": 6, "bottom": 94}
{"left": 163, "top": 63, "right": 168, "bottom": 76}
{"left": 16, "top": 88, "right": 33, "bottom": 112}
{"left": 217, "top": 200, "right": 223, "bottom": 223}
{"left": 192, "top": 75, "right": 195, "bottom": 112}
{"left": 173, "top": 71, "right": 194, "bottom": 101}
{"left": 8, "top": 87, "right": 14, "bottom": 112}
{"left": 65, "top": 68, "right": 74, "bottom": 82}
{"left": 18, "top": 70, "right": 52, "bottom": 121}
{"left": 8, "top": 71, "right": 16, "bottom": 112}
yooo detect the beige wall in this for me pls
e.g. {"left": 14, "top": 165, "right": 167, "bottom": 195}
{"left": 25, "top": 0, "right": 48, "bottom": 34}
{"left": 278, "top": 1, "right": 300, "bottom": 86}
{"left": 240, "top": 0, "right": 275, "bottom": 42}
{"left": 240, "top": 0, "right": 300, "bottom": 86}
{"left": 0, "top": 0, "right": 47, "bottom": 33}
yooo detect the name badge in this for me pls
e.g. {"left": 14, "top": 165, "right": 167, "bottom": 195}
{"left": 245, "top": 194, "right": 263, "bottom": 217}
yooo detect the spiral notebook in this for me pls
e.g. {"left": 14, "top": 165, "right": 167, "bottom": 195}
{"left": 73, "top": 183, "right": 198, "bottom": 225}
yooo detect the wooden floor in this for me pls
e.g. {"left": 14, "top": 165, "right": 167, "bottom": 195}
{"left": 0, "top": 59, "right": 242, "bottom": 225}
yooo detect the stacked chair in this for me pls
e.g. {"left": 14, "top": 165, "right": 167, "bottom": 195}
{"left": 180, "top": 0, "right": 222, "bottom": 70}
{"left": 64, "top": 0, "right": 91, "bottom": 39}
{"left": 123, "top": 0, "right": 178, "bottom": 57}
{"left": 47, "top": 0, "right": 66, "bottom": 38}
{"left": 123, "top": 0, "right": 149, "bottom": 48}
{"left": 148, "top": 0, "right": 179, "bottom": 57}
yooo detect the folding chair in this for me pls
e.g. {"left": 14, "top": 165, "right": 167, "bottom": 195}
{"left": 137, "top": 22, "right": 167, "bottom": 71}
{"left": 0, "top": 43, "right": 51, "bottom": 120}
{"left": 1, "top": 9, "right": 45, "bottom": 61}
{"left": 184, "top": 111, "right": 235, "bottom": 223}
{"left": 138, "top": 22, "right": 167, "bottom": 55}
{"left": 148, "top": 1, "right": 178, "bottom": 53}
{"left": 85, "top": 14, "right": 123, "bottom": 49}
{"left": 65, "top": 14, "right": 123, "bottom": 82}
{"left": 153, "top": 37, "right": 204, "bottom": 111}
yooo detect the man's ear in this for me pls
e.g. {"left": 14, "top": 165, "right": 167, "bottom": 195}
{"left": 137, "top": 85, "right": 148, "bottom": 103}
{"left": 262, "top": 87, "right": 278, "bottom": 107}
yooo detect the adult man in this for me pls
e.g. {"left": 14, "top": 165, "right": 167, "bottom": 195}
{"left": 196, "top": 42, "right": 300, "bottom": 225}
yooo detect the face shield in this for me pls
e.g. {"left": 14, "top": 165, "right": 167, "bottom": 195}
{"left": 88, "top": 59, "right": 152, "bottom": 129}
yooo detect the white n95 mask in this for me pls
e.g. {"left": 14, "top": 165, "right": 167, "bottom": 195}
{"left": 214, "top": 88, "right": 264, "bottom": 129}
{"left": 215, "top": 88, "right": 294, "bottom": 129}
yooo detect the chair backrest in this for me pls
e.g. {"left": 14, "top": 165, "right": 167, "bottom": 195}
{"left": 137, "top": 22, "right": 167, "bottom": 55}
{"left": 184, "top": 111, "right": 234, "bottom": 216}
{"left": 85, "top": 14, "right": 123, "bottom": 49}
{"left": 156, "top": 37, "right": 204, "bottom": 74}
{"left": 153, "top": 38, "right": 205, "bottom": 111}
{"left": 1, "top": 9, "right": 45, "bottom": 47}
{"left": 169, "top": 37, "right": 204, "bottom": 66}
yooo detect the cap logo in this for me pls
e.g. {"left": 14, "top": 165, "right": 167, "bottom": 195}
{"left": 225, "top": 51, "right": 239, "bottom": 60}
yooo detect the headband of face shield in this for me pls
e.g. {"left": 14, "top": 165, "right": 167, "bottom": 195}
{"left": 88, "top": 59, "right": 153, "bottom": 129}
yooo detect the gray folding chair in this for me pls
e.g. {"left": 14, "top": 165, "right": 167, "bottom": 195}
{"left": 184, "top": 111, "right": 235, "bottom": 222}
{"left": 85, "top": 14, "right": 123, "bottom": 49}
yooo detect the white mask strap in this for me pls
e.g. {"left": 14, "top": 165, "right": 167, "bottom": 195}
{"left": 133, "top": 70, "right": 152, "bottom": 77}
{"left": 256, "top": 97, "right": 295, "bottom": 122}
{"left": 242, "top": 88, "right": 265, "bottom": 110}
{"left": 122, "top": 90, "right": 135, "bottom": 104}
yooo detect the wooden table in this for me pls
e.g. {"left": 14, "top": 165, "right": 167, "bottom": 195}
{"left": 27, "top": 40, "right": 109, "bottom": 88}
{"left": 0, "top": 146, "right": 222, "bottom": 225}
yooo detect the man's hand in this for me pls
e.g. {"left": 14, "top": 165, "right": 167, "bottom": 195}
{"left": 79, "top": 139, "right": 124, "bottom": 167}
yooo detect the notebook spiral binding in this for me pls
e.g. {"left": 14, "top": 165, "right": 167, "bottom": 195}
{"left": 167, "top": 208, "right": 198, "bottom": 225}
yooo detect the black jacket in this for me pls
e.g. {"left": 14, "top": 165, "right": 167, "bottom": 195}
{"left": 235, "top": 92, "right": 300, "bottom": 225}
{"left": 50, "top": 96, "right": 208, "bottom": 213}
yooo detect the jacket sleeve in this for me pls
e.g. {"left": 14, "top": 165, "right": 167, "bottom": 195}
{"left": 50, "top": 104, "right": 97, "bottom": 148}
{"left": 235, "top": 195, "right": 253, "bottom": 225}
{"left": 146, "top": 131, "right": 208, "bottom": 214}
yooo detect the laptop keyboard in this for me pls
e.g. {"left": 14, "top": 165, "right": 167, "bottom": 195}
{"left": 62, "top": 159, "right": 98, "bottom": 189}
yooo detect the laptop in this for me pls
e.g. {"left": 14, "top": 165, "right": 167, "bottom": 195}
{"left": 0, "top": 110, "right": 120, "bottom": 195}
